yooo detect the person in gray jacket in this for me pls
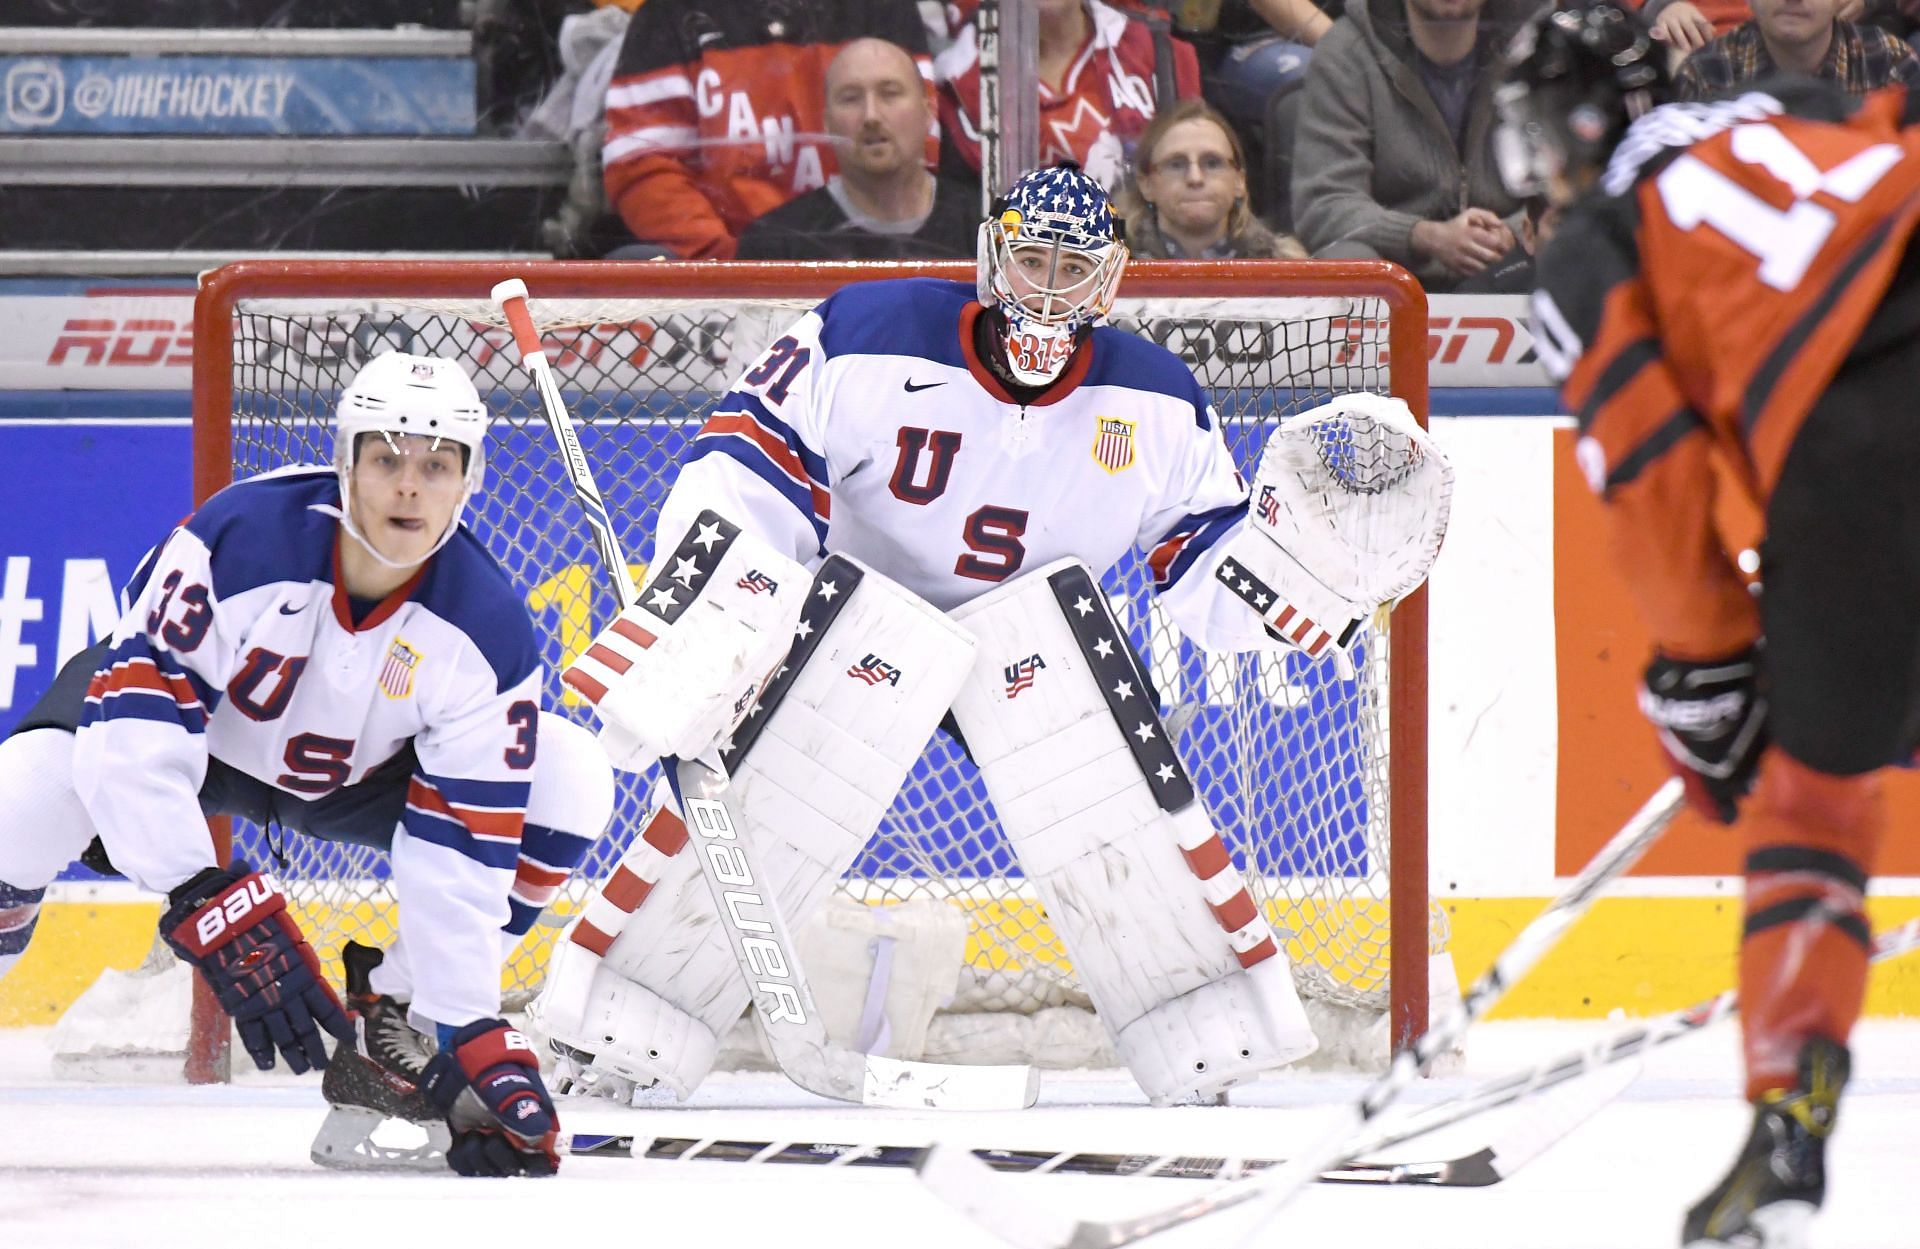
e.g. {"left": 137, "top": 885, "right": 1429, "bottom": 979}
{"left": 1290, "top": 0, "right": 1527, "bottom": 291}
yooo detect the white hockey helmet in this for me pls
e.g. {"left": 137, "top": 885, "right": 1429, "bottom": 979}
{"left": 333, "top": 351, "right": 489, "bottom": 566}
{"left": 977, "top": 161, "right": 1129, "bottom": 386}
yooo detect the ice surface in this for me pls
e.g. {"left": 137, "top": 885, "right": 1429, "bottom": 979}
{"left": 2, "top": 1020, "right": 1915, "bottom": 1249}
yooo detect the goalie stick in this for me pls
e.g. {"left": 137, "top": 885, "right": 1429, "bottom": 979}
{"left": 491, "top": 279, "right": 1039, "bottom": 1112}
{"left": 917, "top": 777, "right": 1688, "bottom": 1249}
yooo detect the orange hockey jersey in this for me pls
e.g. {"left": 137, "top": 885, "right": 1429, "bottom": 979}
{"left": 1534, "top": 80, "right": 1920, "bottom": 659}
{"left": 601, "top": 0, "right": 935, "bottom": 259}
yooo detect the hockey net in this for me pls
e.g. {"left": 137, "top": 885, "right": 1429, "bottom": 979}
{"left": 175, "top": 259, "right": 1433, "bottom": 1079}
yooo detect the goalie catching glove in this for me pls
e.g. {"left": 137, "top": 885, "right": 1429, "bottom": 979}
{"left": 159, "top": 860, "right": 353, "bottom": 1074}
{"left": 563, "top": 511, "right": 808, "bottom": 769}
{"left": 421, "top": 1019, "right": 561, "bottom": 1177}
{"left": 1639, "top": 647, "right": 1769, "bottom": 824}
{"left": 1224, "top": 392, "right": 1452, "bottom": 655}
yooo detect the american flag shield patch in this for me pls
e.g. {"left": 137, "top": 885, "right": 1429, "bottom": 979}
{"left": 1092, "top": 417, "right": 1135, "bottom": 473}
{"left": 378, "top": 639, "right": 421, "bottom": 699}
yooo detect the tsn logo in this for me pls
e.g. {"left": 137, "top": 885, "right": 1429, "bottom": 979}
{"left": 1328, "top": 314, "right": 1538, "bottom": 368}
{"left": 192, "top": 874, "right": 284, "bottom": 946}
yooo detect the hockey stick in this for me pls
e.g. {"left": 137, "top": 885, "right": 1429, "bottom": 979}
{"left": 491, "top": 279, "right": 637, "bottom": 612}
{"left": 917, "top": 777, "right": 1688, "bottom": 1249}
{"left": 556, "top": 1060, "right": 1637, "bottom": 1187}
{"left": 492, "top": 280, "right": 1038, "bottom": 1112}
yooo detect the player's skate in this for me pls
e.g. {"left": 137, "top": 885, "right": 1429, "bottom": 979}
{"left": 309, "top": 941, "right": 449, "bottom": 1171}
{"left": 1682, "top": 1037, "right": 1849, "bottom": 1248}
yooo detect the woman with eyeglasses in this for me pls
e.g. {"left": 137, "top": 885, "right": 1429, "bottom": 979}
{"left": 1112, "top": 99, "right": 1307, "bottom": 258}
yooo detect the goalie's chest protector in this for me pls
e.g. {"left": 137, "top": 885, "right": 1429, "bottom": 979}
{"left": 175, "top": 471, "right": 535, "bottom": 796}
{"left": 806, "top": 280, "right": 1227, "bottom": 611}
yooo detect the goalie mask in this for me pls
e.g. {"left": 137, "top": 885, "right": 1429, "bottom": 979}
{"left": 333, "top": 351, "right": 489, "bottom": 568}
{"left": 1495, "top": 1, "right": 1670, "bottom": 203}
{"left": 978, "top": 161, "right": 1130, "bottom": 386}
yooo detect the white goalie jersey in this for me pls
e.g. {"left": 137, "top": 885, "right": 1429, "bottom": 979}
{"left": 653, "top": 276, "right": 1297, "bottom": 651}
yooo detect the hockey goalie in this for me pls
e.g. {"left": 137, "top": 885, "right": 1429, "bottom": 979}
{"left": 532, "top": 161, "right": 1453, "bottom": 1106}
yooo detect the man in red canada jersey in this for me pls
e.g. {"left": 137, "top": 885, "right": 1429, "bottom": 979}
{"left": 1500, "top": 4, "right": 1920, "bottom": 1245}
{"left": 600, "top": 0, "right": 935, "bottom": 259}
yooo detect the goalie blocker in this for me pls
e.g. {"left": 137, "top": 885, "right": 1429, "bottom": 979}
{"left": 532, "top": 543, "right": 978, "bottom": 1099}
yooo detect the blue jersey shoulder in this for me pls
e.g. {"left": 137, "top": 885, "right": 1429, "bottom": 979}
{"left": 415, "top": 526, "right": 540, "bottom": 695}
{"left": 186, "top": 467, "right": 338, "bottom": 597}
{"left": 815, "top": 278, "right": 973, "bottom": 367}
{"left": 1084, "top": 326, "right": 1213, "bottom": 428}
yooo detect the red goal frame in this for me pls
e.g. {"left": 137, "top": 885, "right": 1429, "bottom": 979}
{"left": 188, "top": 258, "right": 1431, "bottom": 1082}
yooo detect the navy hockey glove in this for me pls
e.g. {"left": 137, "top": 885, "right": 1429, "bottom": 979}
{"left": 422, "top": 1019, "right": 561, "bottom": 1177}
{"left": 160, "top": 861, "right": 353, "bottom": 1073}
{"left": 1638, "top": 647, "right": 1769, "bottom": 824}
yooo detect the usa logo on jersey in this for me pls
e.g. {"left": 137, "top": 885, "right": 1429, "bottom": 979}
{"left": 1092, "top": 417, "right": 1135, "bottom": 473}
{"left": 1003, "top": 654, "right": 1046, "bottom": 698}
{"left": 847, "top": 654, "right": 902, "bottom": 686}
{"left": 379, "top": 639, "right": 421, "bottom": 700}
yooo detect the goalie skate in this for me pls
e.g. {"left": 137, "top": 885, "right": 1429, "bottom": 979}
{"left": 309, "top": 942, "right": 449, "bottom": 1172}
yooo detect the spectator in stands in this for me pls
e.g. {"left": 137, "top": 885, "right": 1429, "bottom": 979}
{"left": 1672, "top": 0, "right": 1919, "bottom": 98}
{"left": 1202, "top": 0, "right": 1338, "bottom": 135}
{"left": 1113, "top": 98, "right": 1307, "bottom": 257}
{"left": 1290, "top": 0, "right": 1527, "bottom": 294}
{"left": 1452, "top": 197, "right": 1561, "bottom": 294}
{"left": 600, "top": 0, "right": 935, "bottom": 259}
{"left": 935, "top": 0, "right": 1201, "bottom": 191}
{"left": 737, "top": 38, "right": 980, "bottom": 260}
{"left": 1632, "top": 0, "right": 1746, "bottom": 55}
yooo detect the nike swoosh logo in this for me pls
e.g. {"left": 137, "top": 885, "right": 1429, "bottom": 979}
{"left": 279, "top": 602, "right": 303, "bottom": 615}
{"left": 904, "top": 379, "right": 945, "bottom": 393}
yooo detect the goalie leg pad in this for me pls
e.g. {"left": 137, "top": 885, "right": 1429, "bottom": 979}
{"left": 529, "top": 555, "right": 976, "bottom": 1099}
{"left": 949, "top": 560, "right": 1315, "bottom": 1104}
{"left": 563, "top": 509, "right": 812, "bottom": 767}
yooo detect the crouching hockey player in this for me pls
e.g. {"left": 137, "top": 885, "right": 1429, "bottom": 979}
{"left": 0, "top": 352, "right": 615, "bottom": 1175}
{"left": 531, "top": 162, "right": 1453, "bottom": 1106}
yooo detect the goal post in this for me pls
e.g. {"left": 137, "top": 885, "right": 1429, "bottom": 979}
{"left": 184, "top": 258, "right": 1432, "bottom": 1082}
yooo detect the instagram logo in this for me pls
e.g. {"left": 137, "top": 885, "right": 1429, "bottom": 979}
{"left": 5, "top": 60, "right": 65, "bottom": 128}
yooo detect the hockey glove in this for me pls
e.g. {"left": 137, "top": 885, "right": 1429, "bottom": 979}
{"left": 422, "top": 1019, "right": 561, "bottom": 1177}
{"left": 159, "top": 860, "right": 353, "bottom": 1073}
{"left": 1638, "top": 647, "right": 1769, "bottom": 824}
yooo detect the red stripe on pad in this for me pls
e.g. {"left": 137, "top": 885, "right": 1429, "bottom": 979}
{"left": 1235, "top": 936, "right": 1279, "bottom": 969}
{"left": 642, "top": 808, "right": 690, "bottom": 856}
{"left": 610, "top": 618, "right": 656, "bottom": 649}
{"left": 1209, "top": 890, "right": 1258, "bottom": 933}
{"left": 572, "top": 919, "right": 615, "bottom": 957}
{"left": 1181, "top": 836, "right": 1232, "bottom": 880}
{"left": 601, "top": 866, "right": 654, "bottom": 913}
{"left": 562, "top": 668, "right": 608, "bottom": 704}
{"left": 586, "top": 642, "right": 633, "bottom": 675}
